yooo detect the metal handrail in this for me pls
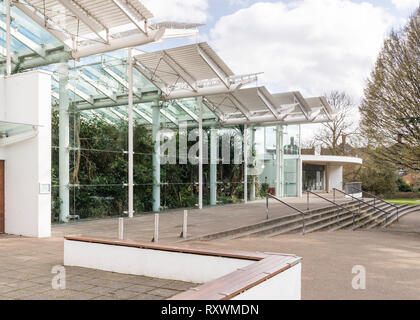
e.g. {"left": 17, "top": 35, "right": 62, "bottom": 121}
{"left": 350, "top": 186, "right": 399, "bottom": 222}
{"left": 333, "top": 188, "right": 393, "bottom": 225}
{"left": 306, "top": 190, "right": 360, "bottom": 228}
{"left": 266, "top": 193, "right": 307, "bottom": 235}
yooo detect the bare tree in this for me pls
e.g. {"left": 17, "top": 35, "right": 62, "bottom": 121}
{"left": 313, "top": 90, "right": 358, "bottom": 155}
{"left": 360, "top": 7, "right": 420, "bottom": 171}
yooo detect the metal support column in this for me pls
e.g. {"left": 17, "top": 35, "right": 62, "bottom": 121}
{"left": 209, "top": 126, "right": 217, "bottom": 206}
{"left": 5, "top": 0, "right": 11, "bottom": 75}
{"left": 58, "top": 62, "right": 70, "bottom": 222}
{"left": 152, "top": 100, "right": 161, "bottom": 212}
{"left": 243, "top": 124, "right": 248, "bottom": 203}
{"left": 250, "top": 126, "right": 256, "bottom": 201}
{"left": 275, "top": 125, "right": 284, "bottom": 198}
{"left": 198, "top": 96, "right": 203, "bottom": 209}
{"left": 128, "top": 48, "right": 134, "bottom": 218}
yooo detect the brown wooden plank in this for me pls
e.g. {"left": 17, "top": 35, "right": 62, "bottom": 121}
{"left": 170, "top": 255, "right": 290, "bottom": 299}
{"left": 0, "top": 161, "right": 4, "bottom": 233}
{"left": 64, "top": 235, "right": 267, "bottom": 261}
{"left": 169, "top": 255, "right": 300, "bottom": 300}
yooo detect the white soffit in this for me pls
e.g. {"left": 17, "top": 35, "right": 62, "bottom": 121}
{"left": 133, "top": 42, "right": 242, "bottom": 97}
{"left": 14, "top": 0, "right": 164, "bottom": 58}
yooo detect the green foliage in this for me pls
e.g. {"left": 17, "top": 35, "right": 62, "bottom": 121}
{"left": 397, "top": 177, "right": 414, "bottom": 192}
{"left": 52, "top": 112, "right": 247, "bottom": 221}
{"left": 360, "top": 8, "right": 420, "bottom": 171}
{"left": 259, "top": 182, "right": 270, "bottom": 196}
{"left": 357, "top": 150, "right": 399, "bottom": 195}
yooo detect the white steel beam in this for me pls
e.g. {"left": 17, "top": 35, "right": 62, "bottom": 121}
{"left": 133, "top": 63, "right": 168, "bottom": 93}
{"left": 112, "top": 0, "right": 147, "bottom": 35}
{"left": 0, "top": 20, "right": 46, "bottom": 58}
{"left": 133, "top": 106, "right": 152, "bottom": 123}
{"left": 197, "top": 45, "right": 230, "bottom": 89}
{"left": 161, "top": 51, "right": 197, "bottom": 92}
{"left": 229, "top": 93, "right": 251, "bottom": 120}
{"left": 79, "top": 72, "right": 116, "bottom": 101}
{"left": 160, "top": 108, "right": 178, "bottom": 126}
{"left": 128, "top": 48, "right": 134, "bottom": 218}
{"left": 110, "top": 108, "right": 128, "bottom": 121}
{"left": 13, "top": 2, "right": 74, "bottom": 51}
{"left": 202, "top": 98, "right": 224, "bottom": 121}
{"left": 244, "top": 124, "right": 248, "bottom": 203}
{"left": 257, "top": 88, "right": 281, "bottom": 120}
{"left": 102, "top": 65, "right": 142, "bottom": 98}
{"left": 198, "top": 96, "right": 203, "bottom": 209}
{"left": 5, "top": 0, "right": 11, "bottom": 75}
{"left": 52, "top": 74, "right": 93, "bottom": 104}
{"left": 172, "top": 101, "right": 198, "bottom": 121}
{"left": 72, "top": 28, "right": 165, "bottom": 59}
{"left": 57, "top": 0, "right": 108, "bottom": 43}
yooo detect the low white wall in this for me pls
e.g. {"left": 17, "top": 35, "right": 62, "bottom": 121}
{"left": 64, "top": 240, "right": 254, "bottom": 283}
{"left": 0, "top": 71, "right": 51, "bottom": 237}
{"left": 232, "top": 263, "right": 301, "bottom": 300}
{"left": 64, "top": 239, "right": 301, "bottom": 300}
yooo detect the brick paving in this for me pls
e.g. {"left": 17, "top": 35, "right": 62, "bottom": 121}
{"left": 3, "top": 194, "right": 413, "bottom": 300}
{"left": 0, "top": 236, "right": 197, "bottom": 300}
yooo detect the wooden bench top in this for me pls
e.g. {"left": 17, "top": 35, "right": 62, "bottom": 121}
{"left": 65, "top": 235, "right": 301, "bottom": 300}
{"left": 169, "top": 255, "right": 300, "bottom": 300}
{"left": 65, "top": 235, "right": 268, "bottom": 260}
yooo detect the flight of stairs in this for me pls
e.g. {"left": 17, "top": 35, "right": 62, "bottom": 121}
{"left": 192, "top": 199, "right": 420, "bottom": 241}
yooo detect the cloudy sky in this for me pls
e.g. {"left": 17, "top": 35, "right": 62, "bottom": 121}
{"left": 140, "top": 0, "right": 419, "bottom": 140}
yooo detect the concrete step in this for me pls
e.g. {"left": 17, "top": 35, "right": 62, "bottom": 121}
{"left": 328, "top": 202, "right": 390, "bottom": 231}
{"left": 193, "top": 199, "right": 364, "bottom": 241}
{"left": 257, "top": 200, "right": 377, "bottom": 238}
{"left": 382, "top": 205, "right": 420, "bottom": 228}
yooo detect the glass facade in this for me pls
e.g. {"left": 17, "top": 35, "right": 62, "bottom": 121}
{"left": 302, "top": 163, "right": 325, "bottom": 191}
{"left": 256, "top": 125, "right": 300, "bottom": 197}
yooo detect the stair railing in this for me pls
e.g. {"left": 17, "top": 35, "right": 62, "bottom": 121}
{"left": 333, "top": 188, "right": 393, "bottom": 226}
{"left": 306, "top": 190, "right": 360, "bottom": 228}
{"left": 266, "top": 193, "right": 307, "bottom": 235}
{"left": 350, "top": 186, "right": 399, "bottom": 223}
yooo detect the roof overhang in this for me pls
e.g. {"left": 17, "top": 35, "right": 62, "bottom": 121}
{"left": 301, "top": 155, "right": 362, "bottom": 165}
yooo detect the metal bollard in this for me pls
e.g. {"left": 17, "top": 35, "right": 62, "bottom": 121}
{"left": 153, "top": 213, "right": 159, "bottom": 243}
{"left": 118, "top": 217, "right": 124, "bottom": 240}
{"left": 182, "top": 210, "right": 188, "bottom": 239}
{"left": 266, "top": 196, "right": 269, "bottom": 220}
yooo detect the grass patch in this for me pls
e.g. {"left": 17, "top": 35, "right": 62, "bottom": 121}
{"left": 385, "top": 199, "right": 420, "bottom": 206}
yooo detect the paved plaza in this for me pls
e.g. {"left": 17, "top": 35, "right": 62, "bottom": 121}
{"left": 0, "top": 195, "right": 419, "bottom": 300}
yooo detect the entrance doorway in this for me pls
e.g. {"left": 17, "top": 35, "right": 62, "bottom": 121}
{"left": 302, "top": 163, "right": 325, "bottom": 192}
{"left": 0, "top": 161, "right": 4, "bottom": 233}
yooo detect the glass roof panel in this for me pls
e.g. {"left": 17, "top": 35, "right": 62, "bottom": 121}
{"left": 0, "top": 120, "right": 37, "bottom": 137}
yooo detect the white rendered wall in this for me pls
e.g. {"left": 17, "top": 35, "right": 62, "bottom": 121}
{"left": 327, "top": 165, "right": 343, "bottom": 192}
{"left": 232, "top": 263, "right": 301, "bottom": 300}
{"left": 64, "top": 240, "right": 254, "bottom": 283}
{"left": 0, "top": 71, "right": 51, "bottom": 237}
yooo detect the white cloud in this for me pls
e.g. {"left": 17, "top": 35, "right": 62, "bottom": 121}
{"left": 209, "top": 0, "right": 395, "bottom": 99}
{"left": 141, "top": 0, "right": 209, "bottom": 23}
{"left": 391, "top": 0, "right": 419, "bottom": 11}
